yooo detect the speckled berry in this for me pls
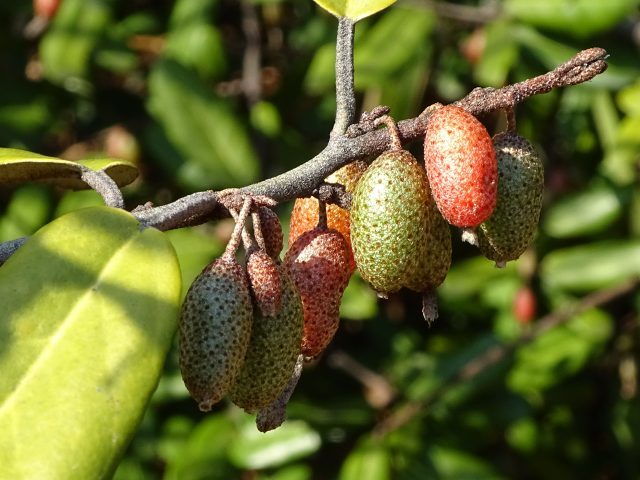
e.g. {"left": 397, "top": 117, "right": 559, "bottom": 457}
{"left": 247, "top": 248, "right": 282, "bottom": 317}
{"left": 477, "top": 132, "right": 544, "bottom": 266}
{"left": 178, "top": 257, "right": 253, "bottom": 411}
{"left": 257, "top": 206, "right": 283, "bottom": 260}
{"left": 288, "top": 161, "right": 367, "bottom": 273}
{"left": 229, "top": 267, "right": 303, "bottom": 412}
{"left": 350, "top": 149, "right": 451, "bottom": 297}
{"left": 424, "top": 105, "right": 497, "bottom": 227}
{"left": 284, "top": 227, "right": 352, "bottom": 358}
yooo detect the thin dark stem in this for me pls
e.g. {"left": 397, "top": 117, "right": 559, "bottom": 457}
{"left": 330, "top": 17, "right": 356, "bottom": 138}
{"left": 79, "top": 166, "right": 124, "bottom": 209}
{"left": 133, "top": 191, "right": 219, "bottom": 230}
{"left": 317, "top": 200, "right": 328, "bottom": 229}
{"left": 223, "top": 197, "right": 252, "bottom": 259}
{"left": 373, "top": 276, "right": 640, "bottom": 437}
{"left": 252, "top": 210, "right": 267, "bottom": 251}
{"left": 374, "top": 115, "right": 403, "bottom": 151}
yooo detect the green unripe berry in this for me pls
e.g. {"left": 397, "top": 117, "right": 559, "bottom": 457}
{"left": 351, "top": 149, "right": 451, "bottom": 297}
{"left": 477, "top": 132, "right": 544, "bottom": 267}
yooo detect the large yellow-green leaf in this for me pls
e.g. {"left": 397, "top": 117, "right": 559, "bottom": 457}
{"left": 0, "top": 207, "right": 181, "bottom": 478}
{"left": 0, "top": 148, "right": 138, "bottom": 189}
{"left": 314, "top": 0, "right": 397, "bottom": 21}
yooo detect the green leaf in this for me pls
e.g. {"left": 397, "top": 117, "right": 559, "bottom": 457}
{"left": 427, "top": 446, "right": 505, "bottom": 479}
{"left": 474, "top": 20, "right": 519, "bottom": 87}
{"left": 164, "top": 414, "right": 238, "bottom": 480}
{"left": 40, "top": 0, "right": 115, "bottom": 87}
{"left": 540, "top": 240, "right": 640, "bottom": 292}
{"left": 340, "top": 273, "right": 378, "bottom": 320}
{"left": 1, "top": 185, "right": 51, "bottom": 238}
{"left": 505, "top": 0, "right": 640, "bottom": 38}
{"left": 0, "top": 148, "right": 138, "bottom": 189}
{"left": 617, "top": 79, "right": 640, "bottom": 116}
{"left": 507, "top": 309, "right": 613, "bottom": 396}
{"left": 305, "top": 7, "right": 435, "bottom": 96}
{"left": 339, "top": 438, "right": 391, "bottom": 480}
{"left": 0, "top": 207, "right": 181, "bottom": 478}
{"left": 165, "top": 0, "right": 226, "bottom": 79}
{"left": 147, "top": 59, "right": 259, "bottom": 188}
{"left": 228, "top": 420, "right": 321, "bottom": 470}
{"left": 165, "top": 227, "right": 224, "bottom": 298}
{"left": 314, "top": 0, "right": 397, "bottom": 21}
{"left": 543, "top": 183, "right": 624, "bottom": 238}
{"left": 439, "top": 256, "right": 517, "bottom": 311}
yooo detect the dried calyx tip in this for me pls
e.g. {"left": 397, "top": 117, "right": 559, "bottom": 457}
{"left": 422, "top": 290, "right": 439, "bottom": 325}
{"left": 461, "top": 228, "right": 478, "bottom": 246}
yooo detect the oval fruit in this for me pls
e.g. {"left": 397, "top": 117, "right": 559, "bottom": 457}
{"left": 288, "top": 161, "right": 367, "bottom": 273}
{"left": 477, "top": 132, "right": 544, "bottom": 266}
{"left": 424, "top": 105, "right": 497, "bottom": 227}
{"left": 350, "top": 149, "right": 451, "bottom": 297}
{"left": 229, "top": 267, "right": 303, "bottom": 412}
{"left": 178, "top": 257, "right": 253, "bottom": 411}
{"left": 284, "top": 227, "right": 352, "bottom": 358}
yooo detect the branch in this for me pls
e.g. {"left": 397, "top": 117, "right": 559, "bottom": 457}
{"left": 0, "top": 48, "right": 608, "bottom": 259}
{"left": 241, "top": 48, "right": 607, "bottom": 202}
{"left": 373, "top": 276, "right": 640, "bottom": 437}
{"left": 79, "top": 166, "right": 124, "bottom": 209}
{"left": 331, "top": 17, "right": 356, "bottom": 138}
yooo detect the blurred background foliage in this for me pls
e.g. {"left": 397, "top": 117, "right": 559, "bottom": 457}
{"left": 1, "top": 0, "right": 639, "bottom": 478}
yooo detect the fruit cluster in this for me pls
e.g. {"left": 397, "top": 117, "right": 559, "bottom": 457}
{"left": 178, "top": 104, "right": 544, "bottom": 430}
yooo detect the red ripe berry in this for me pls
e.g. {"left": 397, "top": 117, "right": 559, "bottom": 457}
{"left": 288, "top": 162, "right": 366, "bottom": 274}
{"left": 247, "top": 249, "right": 282, "bottom": 317}
{"left": 513, "top": 286, "right": 536, "bottom": 325}
{"left": 257, "top": 207, "right": 283, "bottom": 260}
{"left": 284, "top": 227, "right": 352, "bottom": 358}
{"left": 34, "top": 0, "right": 60, "bottom": 19}
{"left": 424, "top": 105, "right": 497, "bottom": 227}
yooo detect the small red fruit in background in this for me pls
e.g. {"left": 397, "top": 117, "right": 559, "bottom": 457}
{"left": 424, "top": 105, "right": 497, "bottom": 228}
{"left": 34, "top": 0, "right": 61, "bottom": 19}
{"left": 513, "top": 286, "right": 537, "bottom": 325}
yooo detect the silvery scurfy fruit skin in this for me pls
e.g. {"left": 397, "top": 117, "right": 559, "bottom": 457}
{"left": 178, "top": 257, "right": 253, "bottom": 411}
{"left": 284, "top": 227, "right": 352, "bottom": 358}
{"left": 229, "top": 267, "right": 303, "bottom": 412}
{"left": 247, "top": 248, "right": 282, "bottom": 317}
{"left": 477, "top": 132, "right": 544, "bottom": 266}
{"left": 424, "top": 105, "right": 497, "bottom": 227}
{"left": 350, "top": 149, "right": 452, "bottom": 297}
{"left": 288, "top": 161, "right": 367, "bottom": 273}
{"left": 257, "top": 206, "right": 283, "bottom": 260}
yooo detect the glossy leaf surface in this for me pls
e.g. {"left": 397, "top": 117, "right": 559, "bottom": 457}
{"left": 0, "top": 148, "right": 138, "bottom": 189}
{"left": 0, "top": 207, "right": 181, "bottom": 478}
